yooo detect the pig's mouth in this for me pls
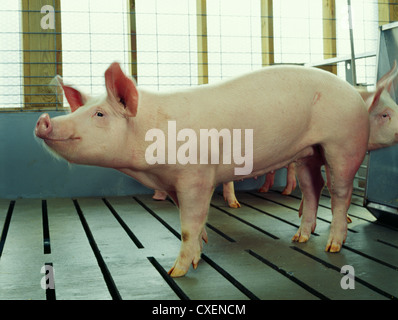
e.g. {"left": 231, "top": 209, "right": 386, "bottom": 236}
{"left": 43, "top": 136, "right": 81, "bottom": 145}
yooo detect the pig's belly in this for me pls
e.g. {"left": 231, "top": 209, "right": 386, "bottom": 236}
{"left": 215, "top": 144, "right": 317, "bottom": 184}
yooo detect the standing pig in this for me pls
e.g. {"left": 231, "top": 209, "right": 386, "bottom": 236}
{"left": 35, "top": 62, "right": 398, "bottom": 278}
{"left": 292, "top": 61, "right": 398, "bottom": 245}
{"left": 258, "top": 163, "right": 297, "bottom": 195}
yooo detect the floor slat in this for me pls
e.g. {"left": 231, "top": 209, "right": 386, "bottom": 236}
{"left": 0, "top": 199, "right": 45, "bottom": 300}
{"left": 136, "top": 195, "right": 251, "bottom": 300}
{"left": 75, "top": 197, "right": 180, "bottom": 300}
{"left": 0, "top": 191, "right": 396, "bottom": 300}
{"left": 46, "top": 198, "right": 112, "bottom": 300}
{"left": 209, "top": 193, "right": 389, "bottom": 300}
{"left": 247, "top": 191, "right": 398, "bottom": 299}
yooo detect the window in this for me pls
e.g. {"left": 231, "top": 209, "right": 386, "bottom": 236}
{"left": 135, "top": 0, "right": 198, "bottom": 89}
{"left": 207, "top": 0, "right": 262, "bottom": 81}
{"left": 335, "top": 0, "right": 379, "bottom": 86}
{"left": 0, "top": 0, "right": 387, "bottom": 110}
{"left": 273, "top": 0, "right": 324, "bottom": 64}
{"left": 0, "top": 0, "right": 22, "bottom": 109}
{"left": 61, "top": 0, "right": 130, "bottom": 96}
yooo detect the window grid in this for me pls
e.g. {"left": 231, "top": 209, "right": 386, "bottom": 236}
{"left": 0, "top": 0, "right": 393, "bottom": 111}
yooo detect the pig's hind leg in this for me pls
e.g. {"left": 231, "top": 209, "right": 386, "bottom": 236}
{"left": 259, "top": 171, "right": 275, "bottom": 193}
{"left": 168, "top": 182, "right": 215, "bottom": 278}
{"left": 223, "top": 181, "right": 241, "bottom": 208}
{"left": 292, "top": 154, "right": 325, "bottom": 243}
{"left": 281, "top": 163, "right": 297, "bottom": 195}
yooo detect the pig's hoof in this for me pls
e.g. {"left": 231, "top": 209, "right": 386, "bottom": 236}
{"left": 325, "top": 219, "right": 347, "bottom": 252}
{"left": 228, "top": 200, "right": 241, "bottom": 209}
{"left": 292, "top": 220, "right": 315, "bottom": 243}
{"left": 325, "top": 236, "right": 345, "bottom": 253}
{"left": 346, "top": 215, "right": 352, "bottom": 223}
{"left": 168, "top": 265, "right": 189, "bottom": 278}
{"left": 258, "top": 186, "right": 270, "bottom": 193}
{"left": 152, "top": 190, "right": 168, "bottom": 201}
{"left": 325, "top": 242, "right": 342, "bottom": 253}
{"left": 168, "top": 234, "right": 205, "bottom": 278}
{"left": 281, "top": 184, "right": 295, "bottom": 195}
{"left": 168, "top": 254, "right": 201, "bottom": 278}
{"left": 224, "top": 195, "right": 241, "bottom": 209}
{"left": 292, "top": 232, "right": 310, "bottom": 243}
{"left": 325, "top": 231, "right": 346, "bottom": 252}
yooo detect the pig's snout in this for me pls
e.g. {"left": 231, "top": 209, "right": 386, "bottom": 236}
{"left": 35, "top": 113, "right": 53, "bottom": 139}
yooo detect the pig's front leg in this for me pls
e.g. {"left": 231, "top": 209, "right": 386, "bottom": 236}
{"left": 168, "top": 181, "right": 215, "bottom": 278}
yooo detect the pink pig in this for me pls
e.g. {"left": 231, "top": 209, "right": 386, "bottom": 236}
{"left": 35, "top": 62, "right": 398, "bottom": 277}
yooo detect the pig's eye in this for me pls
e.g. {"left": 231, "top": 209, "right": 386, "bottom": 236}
{"left": 95, "top": 111, "right": 104, "bottom": 118}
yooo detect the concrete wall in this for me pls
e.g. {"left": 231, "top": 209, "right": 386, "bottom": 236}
{"left": 0, "top": 111, "right": 285, "bottom": 199}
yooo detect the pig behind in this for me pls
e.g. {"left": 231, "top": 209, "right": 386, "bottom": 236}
{"left": 358, "top": 61, "right": 398, "bottom": 150}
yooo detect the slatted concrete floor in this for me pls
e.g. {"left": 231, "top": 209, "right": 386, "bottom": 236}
{"left": 0, "top": 189, "right": 397, "bottom": 300}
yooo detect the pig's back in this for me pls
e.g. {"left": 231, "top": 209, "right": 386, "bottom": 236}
{"left": 185, "top": 66, "right": 365, "bottom": 142}
{"left": 144, "top": 65, "right": 366, "bottom": 153}
{"left": 182, "top": 65, "right": 360, "bottom": 121}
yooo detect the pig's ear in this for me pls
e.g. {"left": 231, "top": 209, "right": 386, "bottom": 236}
{"left": 367, "top": 86, "right": 384, "bottom": 114}
{"left": 56, "top": 76, "right": 88, "bottom": 113}
{"left": 376, "top": 61, "right": 398, "bottom": 94}
{"left": 105, "top": 62, "right": 138, "bottom": 117}
{"left": 63, "top": 86, "right": 87, "bottom": 113}
{"left": 368, "top": 61, "right": 398, "bottom": 114}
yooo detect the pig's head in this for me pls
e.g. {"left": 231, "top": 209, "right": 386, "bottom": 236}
{"left": 363, "top": 61, "right": 398, "bottom": 151}
{"left": 35, "top": 62, "right": 140, "bottom": 168}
